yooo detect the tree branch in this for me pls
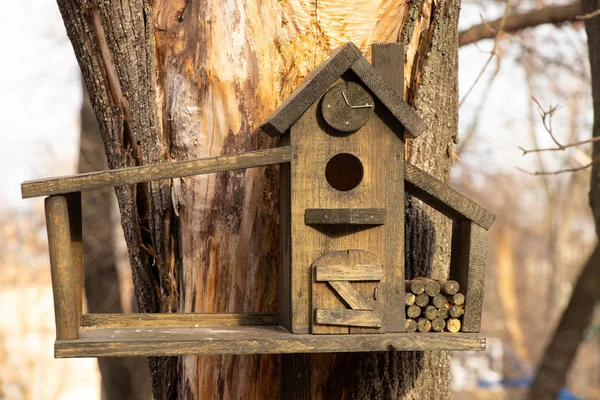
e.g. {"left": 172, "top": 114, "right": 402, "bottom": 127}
{"left": 459, "top": 3, "right": 582, "bottom": 47}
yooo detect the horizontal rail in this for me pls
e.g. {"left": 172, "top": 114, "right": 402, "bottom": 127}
{"left": 55, "top": 327, "right": 486, "bottom": 357}
{"left": 404, "top": 163, "right": 495, "bottom": 230}
{"left": 81, "top": 313, "right": 279, "bottom": 329}
{"left": 22, "top": 147, "right": 293, "bottom": 199}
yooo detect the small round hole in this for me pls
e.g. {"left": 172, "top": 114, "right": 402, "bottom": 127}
{"left": 325, "top": 153, "right": 364, "bottom": 192}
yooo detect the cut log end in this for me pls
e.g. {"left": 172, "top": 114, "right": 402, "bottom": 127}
{"left": 405, "top": 292, "right": 416, "bottom": 306}
{"left": 415, "top": 293, "right": 429, "bottom": 307}
{"left": 447, "top": 318, "right": 461, "bottom": 333}
{"left": 417, "top": 318, "right": 432, "bottom": 333}
{"left": 405, "top": 318, "right": 418, "bottom": 333}
{"left": 406, "top": 305, "right": 422, "bottom": 319}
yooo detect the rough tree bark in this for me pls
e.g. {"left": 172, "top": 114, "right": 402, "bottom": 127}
{"left": 79, "top": 85, "right": 153, "bottom": 400}
{"left": 527, "top": 1, "right": 600, "bottom": 399}
{"left": 57, "top": 0, "right": 461, "bottom": 398}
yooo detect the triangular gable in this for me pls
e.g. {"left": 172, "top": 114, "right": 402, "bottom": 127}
{"left": 260, "top": 42, "right": 428, "bottom": 139}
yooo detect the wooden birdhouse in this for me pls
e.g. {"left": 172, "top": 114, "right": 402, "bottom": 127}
{"left": 21, "top": 42, "right": 494, "bottom": 358}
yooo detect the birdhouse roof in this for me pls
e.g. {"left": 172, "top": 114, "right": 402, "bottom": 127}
{"left": 260, "top": 42, "right": 428, "bottom": 138}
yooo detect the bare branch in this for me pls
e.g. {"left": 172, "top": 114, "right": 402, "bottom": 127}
{"left": 517, "top": 160, "right": 597, "bottom": 176}
{"left": 459, "top": 2, "right": 512, "bottom": 107}
{"left": 576, "top": 8, "right": 600, "bottom": 20}
{"left": 519, "top": 137, "right": 600, "bottom": 155}
{"left": 459, "top": 2, "right": 582, "bottom": 47}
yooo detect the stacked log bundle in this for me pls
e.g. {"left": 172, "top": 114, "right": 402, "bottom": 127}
{"left": 404, "top": 278, "right": 464, "bottom": 333}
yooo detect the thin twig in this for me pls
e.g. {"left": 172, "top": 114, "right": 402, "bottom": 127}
{"left": 576, "top": 8, "right": 600, "bottom": 20}
{"left": 517, "top": 160, "right": 598, "bottom": 176}
{"left": 531, "top": 96, "right": 563, "bottom": 147}
{"left": 459, "top": 2, "right": 512, "bottom": 107}
{"left": 519, "top": 136, "right": 600, "bottom": 154}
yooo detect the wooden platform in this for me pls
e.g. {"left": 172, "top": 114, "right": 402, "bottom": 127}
{"left": 55, "top": 325, "right": 486, "bottom": 358}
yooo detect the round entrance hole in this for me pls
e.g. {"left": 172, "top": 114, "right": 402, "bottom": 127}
{"left": 325, "top": 153, "right": 364, "bottom": 192}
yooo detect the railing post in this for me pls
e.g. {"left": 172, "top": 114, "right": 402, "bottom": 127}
{"left": 45, "top": 193, "right": 82, "bottom": 340}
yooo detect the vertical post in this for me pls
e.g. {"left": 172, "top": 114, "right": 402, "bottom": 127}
{"left": 372, "top": 42, "right": 406, "bottom": 332}
{"left": 45, "top": 193, "right": 82, "bottom": 340}
{"left": 450, "top": 220, "right": 488, "bottom": 332}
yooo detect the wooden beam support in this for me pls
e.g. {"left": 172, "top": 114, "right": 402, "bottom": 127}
{"left": 404, "top": 163, "right": 495, "bottom": 230}
{"left": 54, "top": 326, "right": 486, "bottom": 357}
{"left": 45, "top": 195, "right": 81, "bottom": 340}
{"left": 22, "top": 147, "right": 293, "bottom": 198}
{"left": 81, "top": 313, "right": 279, "bottom": 329}
{"left": 304, "top": 208, "right": 386, "bottom": 225}
{"left": 315, "top": 264, "right": 384, "bottom": 281}
{"left": 450, "top": 221, "right": 488, "bottom": 333}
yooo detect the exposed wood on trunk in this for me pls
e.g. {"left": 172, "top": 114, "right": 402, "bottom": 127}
{"left": 56, "top": 0, "right": 460, "bottom": 397}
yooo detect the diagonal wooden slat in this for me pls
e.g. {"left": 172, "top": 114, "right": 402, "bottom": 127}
{"left": 328, "top": 281, "right": 373, "bottom": 310}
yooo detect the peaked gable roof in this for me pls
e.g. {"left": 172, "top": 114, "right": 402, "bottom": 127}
{"left": 260, "top": 42, "right": 428, "bottom": 138}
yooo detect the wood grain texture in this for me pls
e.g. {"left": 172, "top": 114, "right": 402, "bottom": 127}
{"left": 315, "top": 264, "right": 385, "bottom": 281}
{"left": 22, "top": 147, "right": 293, "bottom": 198}
{"left": 371, "top": 43, "right": 404, "bottom": 99}
{"left": 450, "top": 221, "right": 488, "bottom": 333}
{"left": 417, "top": 318, "right": 432, "bottom": 333}
{"left": 404, "top": 163, "right": 495, "bottom": 230}
{"left": 350, "top": 58, "right": 427, "bottom": 138}
{"left": 45, "top": 195, "right": 81, "bottom": 340}
{"left": 321, "top": 82, "right": 374, "bottom": 132}
{"left": 328, "top": 281, "right": 373, "bottom": 310}
{"left": 260, "top": 42, "right": 362, "bottom": 136}
{"left": 54, "top": 326, "right": 486, "bottom": 357}
{"left": 304, "top": 208, "right": 386, "bottom": 225}
{"left": 315, "top": 309, "right": 382, "bottom": 328}
{"left": 280, "top": 354, "right": 311, "bottom": 400}
{"left": 279, "top": 137, "right": 293, "bottom": 332}
{"left": 81, "top": 313, "right": 279, "bottom": 329}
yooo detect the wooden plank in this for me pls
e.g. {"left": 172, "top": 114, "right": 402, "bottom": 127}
{"left": 279, "top": 136, "right": 292, "bottom": 332}
{"left": 315, "top": 264, "right": 384, "bottom": 281}
{"left": 370, "top": 50, "right": 407, "bottom": 333}
{"left": 304, "top": 208, "right": 386, "bottom": 225}
{"left": 81, "top": 313, "right": 279, "bottom": 329}
{"left": 22, "top": 147, "right": 293, "bottom": 198}
{"left": 404, "top": 163, "right": 495, "bottom": 230}
{"left": 450, "top": 221, "right": 488, "bottom": 333}
{"left": 280, "top": 354, "right": 310, "bottom": 400}
{"left": 371, "top": 42, "right": 404, "bottom": 97}
{"left": 328, "top": 281, "right": 373, "bottom": 310}
{"left": 55, "top": 326, "right": 486, "bottom": 357}
{"left": 314, "top": 309, "right": 382, "bottom": 328}
{"left": 260, "top": 42, "right": 362, "bottom": 136}
{"left": 350, "top": 57, "right": 427, "bottom": 138}
{"left": 45, "top": 195, "right": 80, "bottom": 340}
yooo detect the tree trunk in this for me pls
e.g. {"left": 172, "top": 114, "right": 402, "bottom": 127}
{"left": 57, "top": 0, "right": 461, "bottom": 398}
{"left": 79, "top": 84, "right": 153, "bottom": 400}
{"left": 527, "top": 1, "right": 600, "bottom": 399}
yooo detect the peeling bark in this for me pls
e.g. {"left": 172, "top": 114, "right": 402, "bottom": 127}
{"left": 56, "top": 0, "right": 460, "bottom": 398}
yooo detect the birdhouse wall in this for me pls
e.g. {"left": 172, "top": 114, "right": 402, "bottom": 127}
{"left": 281, "top": 88, "right": 406, "bottom": 334}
